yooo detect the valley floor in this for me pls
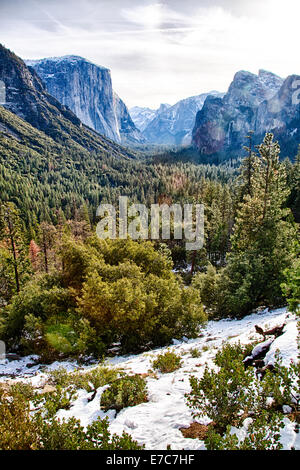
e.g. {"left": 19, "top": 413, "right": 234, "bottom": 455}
{"left": 0, "top": 307, "right": 299, "bottom": 450}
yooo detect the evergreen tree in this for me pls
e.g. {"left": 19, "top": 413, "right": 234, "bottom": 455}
{"left": 0, "top": 203, "right": 30, "bottom": 294}
{"left": 218, "top": 134, "right": 297, "bottom": 317}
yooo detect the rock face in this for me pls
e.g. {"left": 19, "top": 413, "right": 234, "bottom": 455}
{"left": 140, "top": 93, "right": 223, "bottom": 145}
{"left": 255, "top": 74, "right": 300, "bottom": 158}
{"left": 0, "top": 44, "right": 135, "bottom": 158}
{"left": 192, "top": 69, "right": 300, "bottom": 160}
{"left": 129, "top": 106, "right": 158, "bottom": 132}
{"left": 26, "top": 56, "right": 143, "bottom": 145}
{"left": 0, "top": 45, "right": 81, "bottom": 132}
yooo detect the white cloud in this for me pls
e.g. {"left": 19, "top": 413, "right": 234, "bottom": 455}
{"left": 0, "top": 0, "right": 299, "bottom": 108}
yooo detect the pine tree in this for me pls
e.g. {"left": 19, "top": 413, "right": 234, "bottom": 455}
{"left": 0, "top": 203, "right": 30, "bottom": 293}
{"left": 219, "top": 133, "right": 297, "bottom": 317}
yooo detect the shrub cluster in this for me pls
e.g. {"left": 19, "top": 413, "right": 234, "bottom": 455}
{"left": 100, "top": 374, "right": 148, "bottom": 412}
{"left": 186, "top": 342, "right": 300, "bottom": 449}
{"left": 0, "top": 385, "right": 142, "bottom": 450}
{"left": 152, "top": 351, "right": 182, "bottom": 373}
{"left": 2, "top": 237, "right": 206, "bottom": 359}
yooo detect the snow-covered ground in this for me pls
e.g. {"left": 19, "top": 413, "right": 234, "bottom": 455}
{"left": 0, "top": 307, "right": 299, "bottom": 450}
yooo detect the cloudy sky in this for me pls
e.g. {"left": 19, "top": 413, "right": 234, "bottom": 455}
{"left": 1, "top": 0, "right": 299, "bottom": 108}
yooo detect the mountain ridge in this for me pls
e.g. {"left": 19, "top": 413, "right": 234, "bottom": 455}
{"left": 26, "top": 55, "right": 144, "bottom": 145}
{"left": 192, "top": 69, "right": 300, "bottom": 161}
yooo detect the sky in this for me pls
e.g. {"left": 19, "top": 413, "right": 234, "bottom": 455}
{"left": 1, "top": 0, "right": 299, "bottom": 108}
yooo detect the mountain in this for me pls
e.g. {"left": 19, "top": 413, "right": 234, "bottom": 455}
{"left": 191, "top": 69, "right": 300, "bottom": 161}
{"left": 129, "top": 106, "right": 157, "bottom": 132}
{"left": 0, "top": 44, "right": 139, "bottom": 157}
{"left": 139, "top": 92, "right": 223, "bottom": 146}
{"left": 255, "top": 74, "right": 300, "bottom": 157}
{"left": 26, "top": 55, "right": 143, "bottom": 145}
{"left": 0, "top": 44, "right": 152, "bottom": 223}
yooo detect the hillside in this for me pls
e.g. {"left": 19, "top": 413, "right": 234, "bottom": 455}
{"left": 0, "top": 307, "right": 298, "bottom": 450}
{"left": 0, "top": 44, "right": 137, "bottom": 156}
{"left": 0, "top": 105, "right": 160, "bottom": 225}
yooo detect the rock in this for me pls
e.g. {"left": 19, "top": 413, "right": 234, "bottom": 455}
{"left": 26, "top": 56, "right": 143, "bottom": 145}
{"left": 141, "top": 92, "right": 223, "bottom": 145}
{"left": 0, "top": 44, "right": 135, "bottom": 158}
{"left": 243, "top": 338, "right": 274, "bottom": 368}
{"left": 192, "top": 69, "right": 300, "bottom": 161}
{"left": 6, "top": 353, "right": 21, "bottom": 361}
{"left": 129, "top": 106, "right": 158, "bottom": 132}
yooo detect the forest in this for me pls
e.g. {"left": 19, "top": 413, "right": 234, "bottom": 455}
{"left": 0, "top": 131, "right": 299, "bottom": 451}
{"left": 0, "top": 132, "right": 299, "bottom": 358}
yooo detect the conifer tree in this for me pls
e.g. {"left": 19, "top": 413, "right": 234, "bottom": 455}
{"left": 219, "top": 133, "right": 297, "bottom": 317}
{"left": 0, "top": 203, "right": 29, "bottom": 293}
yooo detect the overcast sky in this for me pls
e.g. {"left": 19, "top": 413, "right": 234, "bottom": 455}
{"left": 1, "top": 0, "right": 299, "bottom": 108}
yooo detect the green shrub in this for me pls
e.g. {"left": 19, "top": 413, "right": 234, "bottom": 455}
{"left": 72, "top": 367, "right": 122, "bottom": 393}
{"left": 152, "top": 351, "right": 182, "bottom": 373}
{"left": 33, "top": 386, "right": 78, "bottom": 419}
{"left": 214, "top": 341, "right": 256, "bottom": 368}
{"left": 101, "top": 375, "right": 147, "bottom": 412}
{"left": 190, "top": 348, "right": 201, "bottom": 358}
{"left": 49, "top": 365, "right": 122, "bottom": 393}
{"left": 0, "top": 386, "right": 143, "bottom": 450}
{"left": 205, "top": 411, "right": 284, "bottom": 450}
{"left": 281, "top": 257, "right": 300, "bottom": 316}
{"left": 38, "top": 416, "right": 144, "bottom": 450}
{"left": 186, "top": 341, "right": 299, "bottom": 445}
{"left": 259, "top": 354, "right": 300, "bottom": 412}
{"left": 187, "top": 361, "right": 256, "bottom": 433}
{"left": 192, "top": 263, "right": 221, "bottom": 315}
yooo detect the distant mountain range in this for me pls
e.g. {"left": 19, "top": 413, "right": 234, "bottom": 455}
{"left": 192, "top": 69, "right": 300, "bottom": 161}
{"left": 130, "top": 92, "right": 224, "bottom": 146}
{"left": 130, "top": 104, "right": 170, "bottom": 133}
{"left": 1, "top": 43, "right": 299, "bottom": 161}
{"left": 26, "top": 55, "right": 144, "bottom": 146}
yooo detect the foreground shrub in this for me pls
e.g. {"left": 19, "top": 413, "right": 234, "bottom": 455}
{"left": 49, "top": 365, "right": 122, "bottom": 393}
{"left": 3, "top": 237, "right": 207, "bottom": 357}
{"left": 186, "top": 340, "right": 299, "bottom": 448}
{"left": 0, "top": 386, "right": 143, "bottom": 450}
{"left": 100, "top": 375, "right": 147, "bottom": 412}
{"left": 187, "top": 360, "right": 256, "bottom": 433}
{"left": 205, "top": 411, "right": 284, "bottom": 450}
{"left": 190, "top": 348, "right": 201, "bottom": 358}
{"left": 281, "top": 257, "right": 300, "bottom": 316}
{"left": 38, "top": 416, "right": 143, "bottom": 450}
{"left": 152, "top": 351, "right": 182, "bottom": 373}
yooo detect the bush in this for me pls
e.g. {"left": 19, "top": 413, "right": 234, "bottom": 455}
{"left": 39, "top": 416, "right": 144, "bottom": 450}
{"left": 281, "top": 257, "right": 300, "bottom": 316}
{"left": 214, "top": 341, "right": 256, "bottom": 368}
{"left": 2, "top": 237, "right": 207, "bottom": 356}
{"left": 0, "top": 384, "right": 144, "bottom": 450}
{"left": 49, "top": 365, "right": 122, "bottom": 393}
{"left": 0, "top": 385, "right": 143, "bottom": 450}
{"left": 190, "top": 348, "right": 201, "bottom": 358}
{"left": 152, "top": 351, "right": 182, "bottom": 373}
{"left": 186, "top": 342, "right": 299, "bottom": 446}
{"left": 205, "top": 411, "right": 284, "bottom": 450}
{"left": 187, "top": 361, "right": 256, "bottom": 433}
{"left": 192, "top": 263, "right": 221, "bottom": 315}
{"left": 100, "top": 375, "right": 147, "bottom": 412}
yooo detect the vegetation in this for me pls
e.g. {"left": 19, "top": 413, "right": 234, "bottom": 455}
{"left": 152, "top": 351, "right": 182, "bottom": 373}
{"left": 0, "top": 384, "right": 143, "bottom": 450}
{"left": 186, "top": 342, "right": 300, "bottom": 449}
{"left": 100, "top": 375, "right": 148, "bottom": 412}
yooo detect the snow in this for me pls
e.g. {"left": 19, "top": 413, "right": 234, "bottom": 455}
{"left": 265, "top": 321, "right": 299, "bottom": 366}
{"left": 0, "top": 307, "right": 298, "bottom": 450}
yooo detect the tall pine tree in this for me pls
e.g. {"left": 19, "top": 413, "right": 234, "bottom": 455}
{"left": 218, "top": 133, "right": 298, "bottom": 317}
